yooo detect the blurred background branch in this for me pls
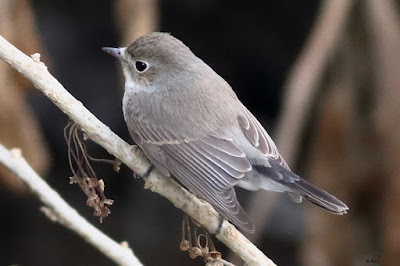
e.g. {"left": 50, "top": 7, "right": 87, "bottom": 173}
{"left": 367, "top": 0, "right": 400, "bottom": 265}
{"left": 0, "top": 0, "right": 51, "bottom": 193}
{"left": 115, "top": 0, "right": 159, "bottom": 44}
{"left": 243, "top": 0, "right": 353, "bottom": 247}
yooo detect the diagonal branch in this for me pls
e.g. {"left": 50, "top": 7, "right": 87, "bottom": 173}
{"left": 0, "top": 35, "right": 276, "bottom": 266}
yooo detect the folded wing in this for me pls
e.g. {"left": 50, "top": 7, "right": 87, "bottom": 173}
{"left": 126, "top": 116, "right": 255, "bottom": 232}
{"left": 163, "top": 137, "right": 254, "bottom": 232}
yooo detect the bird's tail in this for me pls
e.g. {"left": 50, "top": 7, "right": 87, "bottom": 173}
{"left": 288, "top": 177, "right": 348, "bottom": 215}
{"left": 254, "top": 160, "right": 349, "bottom": 214}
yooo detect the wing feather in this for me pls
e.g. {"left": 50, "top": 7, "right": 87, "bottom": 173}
{"left": 165, "top": 146, "right": 255, "bottom": 232}
{"left": 166, "top": 143, "right": 230, "bottom": 190}
{"left": 239, "top": 107, "right": 289, "bottom": 169}
{"left": 200, "top": 136, "right": 246, "bottom": 158}
{"left": 197, "top": 147, "right": 250, "bottom": 174}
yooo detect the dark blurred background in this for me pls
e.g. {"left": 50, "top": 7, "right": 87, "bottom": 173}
{"left": 1, "top": 0, "right": 397, "bottom": 265}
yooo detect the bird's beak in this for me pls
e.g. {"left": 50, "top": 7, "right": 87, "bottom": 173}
{"left": 102, "top": 47, "right": 123, "bottom": 59}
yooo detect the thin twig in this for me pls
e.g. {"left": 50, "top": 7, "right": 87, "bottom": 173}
{"left": 0, "top": 35, "right": 276, "bottom": 266}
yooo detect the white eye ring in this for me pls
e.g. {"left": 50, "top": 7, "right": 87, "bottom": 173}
{"left": 135, "top": 61, "right": 148, "bottom": 72}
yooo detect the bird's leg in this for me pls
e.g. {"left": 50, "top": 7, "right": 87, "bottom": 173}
{"left": 216, "top": 215, "right": 224, "bottom": 235}
{"left": 128, "top": 145, "right": 155, "bottom": 178}
{"left": 141, "top": 164, "right": 154, "bottom": 178}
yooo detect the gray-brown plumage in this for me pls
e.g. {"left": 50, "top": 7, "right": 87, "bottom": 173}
{"left": 103, "top": 32, "right": 349, "bottom": 233}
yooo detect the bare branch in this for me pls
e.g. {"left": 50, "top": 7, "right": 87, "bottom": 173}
{"left": 0, "top": 35, "right": 276, "bottom": 266}
{"left": 0, "top": 145, "right": 142, "bottom": 266}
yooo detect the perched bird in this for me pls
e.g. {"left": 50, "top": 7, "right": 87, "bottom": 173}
{"left": 103, "top": 32, "right": 348, "bottom": 233}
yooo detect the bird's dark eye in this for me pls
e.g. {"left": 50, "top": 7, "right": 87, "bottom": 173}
{"left": 135, "top": 61, "right": 148, "bottom": 72}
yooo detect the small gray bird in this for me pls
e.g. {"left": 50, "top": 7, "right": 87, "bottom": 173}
{"left": 103, "top": 32, "right": 348, "bottom": 233}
